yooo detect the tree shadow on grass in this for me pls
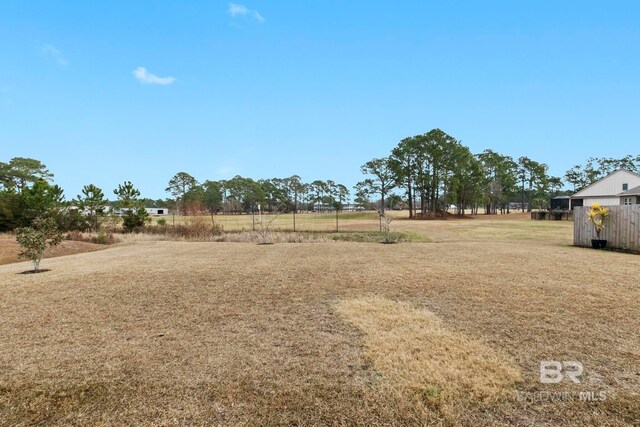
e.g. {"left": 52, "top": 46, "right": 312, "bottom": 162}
{"left": 18, "top": 269, "right": 51, "bottom": 275}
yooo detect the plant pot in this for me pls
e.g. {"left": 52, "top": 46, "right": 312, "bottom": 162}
{"left": 591, "top": 239, "right": 607, "bottom": 249}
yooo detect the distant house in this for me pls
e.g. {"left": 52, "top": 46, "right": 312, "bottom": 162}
{"left": 312, "top": 203, "right": 363, "bottom": 212}
{"left": 111, "top": 207, "right": 170, "bottom": 216}
{"left": 619, "top": 185, "right": 640, "bottom": 206}
{"left": 145, "top": 207, "right": 169, "bottom": 215}
{"left": 570, "top": 170, "right": 640, "bottom": 208}
{"left": 342, "top": 203, "right": 364, "bottom": 212}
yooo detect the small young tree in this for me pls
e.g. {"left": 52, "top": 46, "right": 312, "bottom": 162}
{"left": 379, "top": 212, "right": 396, "bottom": 243}
{"left": 122, "top": 207, "right": 150, "bottom": 232}
{"left": 255, "top": 204, "right": 283, "bottom": 244}
{"left": 114, "top": 181, "right": 141, "bottom": 209}
{"left": 114, "top": 181, "right": 149, "bottom": 232}
{"left": 15, "top": 217, "right": 63, "bottom": 272}
{"left": 75, "top": 184, "right": 107, "bottom": 231}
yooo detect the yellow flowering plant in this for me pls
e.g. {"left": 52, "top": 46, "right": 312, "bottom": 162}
{"left": 587, "top": 203, "right": 610, "bottom": 239}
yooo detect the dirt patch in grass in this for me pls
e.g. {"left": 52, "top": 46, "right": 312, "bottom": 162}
{"left": 0, "top": 234, "right": 106, "bottom": 266}
{"left": 335, "top": 297, "right": 522, "bottom": 413}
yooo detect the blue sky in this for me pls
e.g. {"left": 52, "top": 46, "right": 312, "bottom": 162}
{"left": 2, "top": 1, "right": 639, "bottom": 199}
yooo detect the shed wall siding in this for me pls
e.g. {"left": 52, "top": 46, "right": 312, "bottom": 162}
{"left": 581, "top": 197, "right": 622, "bottom": 207}
{"left": 572, "top": 170, "right": 640, "bottom": 198}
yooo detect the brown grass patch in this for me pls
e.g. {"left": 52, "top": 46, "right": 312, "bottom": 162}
{"left": 336, "top": 297, "right": 522, "bottom": 409}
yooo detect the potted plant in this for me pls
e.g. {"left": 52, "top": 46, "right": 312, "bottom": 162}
{"left": 587, "top": 203, "right": 610, "bottom": 249}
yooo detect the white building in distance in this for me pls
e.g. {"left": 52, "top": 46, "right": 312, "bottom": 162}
{"left": 570, "top": 170, "right": 640, "bottom": 208}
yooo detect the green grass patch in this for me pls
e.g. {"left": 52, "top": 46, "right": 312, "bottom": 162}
{"left": 328, "top": 211, "right": 379, "bottom": 220}
{"left": 317, "top": 231, "right": 429, "bottom": 243}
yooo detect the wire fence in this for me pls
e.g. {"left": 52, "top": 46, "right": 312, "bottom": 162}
{"left": 158, "top": 211, "right": 385, "bottom": 233}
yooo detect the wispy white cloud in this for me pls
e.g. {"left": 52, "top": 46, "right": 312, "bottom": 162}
{"left": 40, "top": 44, "right": 68, "bottom": 66}
{"left": 229, "top": 3, "right": 248, "bottom": 16}
{"left": 133, "top": 67, "right": 176, "bottom": 85}
{"left": 229, "top": 3, "right": 265, "bottom": 22}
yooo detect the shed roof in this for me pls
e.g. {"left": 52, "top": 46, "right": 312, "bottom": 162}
{"left": 619, "top": 185, "right": 640, "bottom": 196}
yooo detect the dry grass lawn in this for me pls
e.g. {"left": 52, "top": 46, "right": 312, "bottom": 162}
{"left": 0, "top": 218, "right": 638, "bottom": 426}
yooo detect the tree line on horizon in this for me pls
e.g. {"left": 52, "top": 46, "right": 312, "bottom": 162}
{"left": 2, "top": 133, "right": 639, "bottom": 231}
{"left": 356, "top": 129, "right": 640, "bottom": 217}
{"left": 0, "top": 158, "right": 151, "bottom": 232}
{"left": 163, "top": 173, "right": 352, "bottom": 216}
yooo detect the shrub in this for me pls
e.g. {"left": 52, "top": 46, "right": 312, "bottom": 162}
{"left": 66, "top": 230, "right": 117, "bottom": 245}
{"left": 55, "top": 209, "right": 90, "bottom": 232}
{"left": 122, "top": 207, "right": 150, "bottom": 232}
{"left": 380, "top": 212, "right": 394, "bottom": 243}
{"left": 94, "top": 229, "right": 117, "bottom": 244}
{"left": 157, "top": 218, "right": 167, "bottom": 226}
{"left": 15, "top": 217, "right": 64, "bottom": 272}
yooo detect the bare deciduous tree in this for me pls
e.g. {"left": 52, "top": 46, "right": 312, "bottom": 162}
{"left": 255, "top": 204, "right": 284, "bottom": 244}
{"left": 380, "top": 212, "right": 394, "bottom": 243}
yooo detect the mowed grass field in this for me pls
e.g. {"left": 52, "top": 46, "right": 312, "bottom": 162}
{"left": 1, "top": 217, "right": 639, "bottom": 426}
{"left": 150, "top": 211, "right": 383, "bottom": 233}
{"left": 150, "top": 210, "right": 552, "bottom": 234}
